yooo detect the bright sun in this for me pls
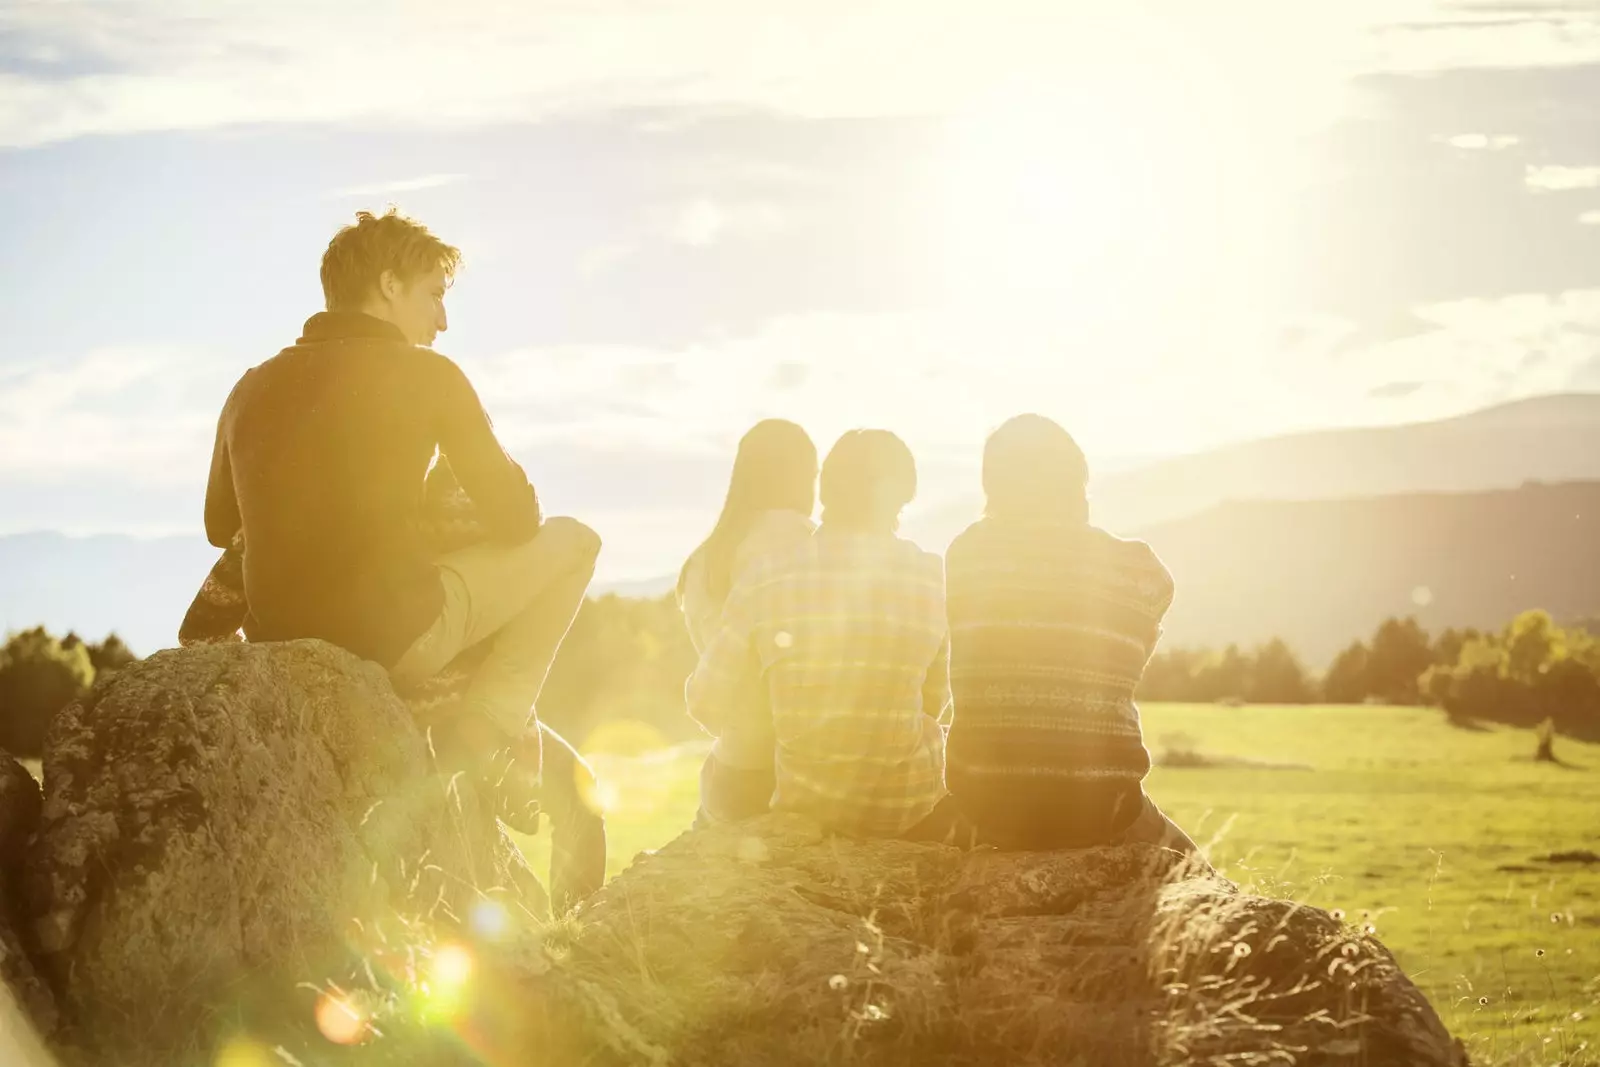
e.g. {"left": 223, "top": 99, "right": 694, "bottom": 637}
{"left": 934, "top": 64, "right": 1248, "bottom": 323}
{"left": 944, "top": 91, "right": 1121, "bottom": 287}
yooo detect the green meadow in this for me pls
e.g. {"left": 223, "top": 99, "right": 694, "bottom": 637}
{"left": 519, "top": 704, "right": 1600, "bottom": 1066}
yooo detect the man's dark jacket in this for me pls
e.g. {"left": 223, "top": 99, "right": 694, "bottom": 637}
{"left": 205, "top": 311, "right": 540, "bottom": 667}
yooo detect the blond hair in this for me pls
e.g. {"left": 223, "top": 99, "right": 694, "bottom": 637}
{"left": 319, "top": 207, "right": 462, "bottom": 311}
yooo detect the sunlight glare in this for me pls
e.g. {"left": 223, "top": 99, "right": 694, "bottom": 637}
{"left": 432, "top": 942, "right": 475, "bottom": 988}
{"left": 215, "top": 1036, "right": 276, "bottom": 1067}
{"left": 940, "top": 83, "right": 1128, "bottom": 293}
{"left": 314, "top": 992, "right": 369, "bottom": 1046}
{"left": 469, "top": 899, "right": 511, "bottom": 941}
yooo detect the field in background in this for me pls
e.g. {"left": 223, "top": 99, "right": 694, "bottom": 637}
{"left": 515, "top": 704, "right": 1600, "bottom": 1066}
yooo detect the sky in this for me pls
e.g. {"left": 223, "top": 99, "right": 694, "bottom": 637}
{"left": 3, "top": 0, "right": 1600, "bottom": 579}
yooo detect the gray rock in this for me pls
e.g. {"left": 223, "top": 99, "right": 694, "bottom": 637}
{"left": 23, "top": 640, "right": 543, "bottom": 1064}
{"left": 552, "top": 815, "right": 1468, "bottom": 1067}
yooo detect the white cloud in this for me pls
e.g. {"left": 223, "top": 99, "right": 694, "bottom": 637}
{"left": 576, "top": 242, "right": 637, "bottom": 279}
{"left": 1581, "top": 209, "right": 1600, "bottom": 225}
{"left": 657, "top": 198, "right": 787, "bottom": 247}
{"left": 1439, "top": 133, "right": 1520, "bottom": 151}
{"left": 2, "top": 0, "right": 1584, "bottom": 148}
{"left": 0, "top": 346, "right": 221, "bottom": 484}
{"left": 1369, "top": 12, "right": 1600, "bottom": 73}
{"left": 1525, "top": 165, "right": 1600, "bottom": 192}
{"left": 1298, "top": 289, "right": 1600, "bottom": 421}
{"left": 325, "top": 173, "right": 468, "bottom": 199}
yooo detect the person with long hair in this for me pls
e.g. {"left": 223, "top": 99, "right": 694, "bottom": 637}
{"left": 678, "top": 419, "right": 818, "bottom": 823}
{"left": 687, "top": 429, "right": 956, "bottom": 840}
{"left": 943, "top": 414, "right": 1197, "bottom": 853}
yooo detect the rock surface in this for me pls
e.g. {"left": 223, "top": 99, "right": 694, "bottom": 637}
{"left": 553, "top": 815, "right": 1468, "bottom": 1067}
{"left": 0, "top": 750, "right": 57, "bottom": 1038}
{"left": 4, "top": 642, "right": 1469, "bottom": 1067}
{"left": 22, "top": 640, "right": 543, "bottom": 1064}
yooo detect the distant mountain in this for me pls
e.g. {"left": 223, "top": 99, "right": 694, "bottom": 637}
{"left": 1142, "top": 480, "right": 1600, "bottom": 663}
{"left": 907, "top": 393, "right": 1600, "bottom": 551}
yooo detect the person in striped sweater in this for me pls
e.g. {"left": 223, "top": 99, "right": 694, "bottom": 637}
{"left": 944, "top": 414, "right": 1196, "bottom": 853}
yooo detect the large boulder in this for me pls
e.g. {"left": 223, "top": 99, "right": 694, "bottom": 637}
{"left": 23, "top": 640, "right": 545, "bottom": 1065}
{"left": 552, "top": 815, "right": 1467, "bottom": 1067}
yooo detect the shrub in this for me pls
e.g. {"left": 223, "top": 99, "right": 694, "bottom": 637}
{"left": 0, "top": 628, "right": 96, "bottom": 757}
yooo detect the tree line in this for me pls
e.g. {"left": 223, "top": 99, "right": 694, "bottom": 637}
{"left": 0, "top": 628, "right": 137, "bottom": 756}
{"left": 2, "top": 604, "right": 1597, "bottom": 757}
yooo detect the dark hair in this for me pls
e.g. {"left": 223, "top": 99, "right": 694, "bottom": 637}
{"left": 820, "top": 429, "right": 917, "bottom": 532}
{"left": 677, "top": 419, "right": 817, "bottom": 604}
{"left": 320, "top": 207, "right": 462, "bottom": 312}
{"left": 982, "top": 414, "right": 1089, "bottom": 522}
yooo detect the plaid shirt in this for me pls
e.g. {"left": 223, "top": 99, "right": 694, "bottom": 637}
{"left": 686, "top": 527, "right": 951, "bottom": 837}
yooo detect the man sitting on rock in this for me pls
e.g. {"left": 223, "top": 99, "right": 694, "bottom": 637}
{"left": 202, "top": 208, "right": 601, "bottom": 831}
{"left": 686, "top": 429, "right": 958, "bottom": 840}
{"left": 181, "top": 455, "right": 606, "bottom": 912}
{"left": 944, "top": 414, "right": 1196, "bottom": 853}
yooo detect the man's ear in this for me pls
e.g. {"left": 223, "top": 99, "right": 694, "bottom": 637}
{"left": 376, "top": 269, "right": 401, "bottom": 302}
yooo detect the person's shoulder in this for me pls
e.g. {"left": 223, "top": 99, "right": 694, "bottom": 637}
{"left": 748, "top": 524, "right": 815, "bottom": 575}
{"left": 1087, "top": 525, "right": 1162, "bottom": 564}
{"left": 944, "top": 517, "right": 989, "bottom": 559}
{"left": 891, "top": 534, "right": 946, "bottom": 581}
{"left": 224, "top": 362, "right": 260, "bottom": 393}
{"left": 218, "top": 362, "right": 266, "bottom": 418}
{"left": 406, "top": 345, "right": 467, "bottom": 379}
{"left": 738, "top": 510, "right": 816, "bottom": 558}
{"left": 1088, "top": 526, "right": 1174, "bottom": 599}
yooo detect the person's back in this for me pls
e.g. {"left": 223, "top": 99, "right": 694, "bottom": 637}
{"left": 755, "top": 529, "right": 948, "bottom": 835}
{"left": 687, "top": 429, "right": 951, "bottom": 839}
{"left": 679, "top": 508, "right": 815, "bottom": 653}
{"left": 214, "top": 317, "right": 539, "bottom": 666}
{"left": 943, "top": 414, "right": 1193, "bottom": 852}
{"left": 677, "top": 419, "right": 820, "bottom": 826}
{"left": 945, "top": 518, "right": 1170, "bottom": 824}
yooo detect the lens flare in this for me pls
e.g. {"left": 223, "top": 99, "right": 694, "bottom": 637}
{"left": 215, "top": 1037, "right": 276, "bottom": 1067}
{"left": 433, "top": 942, "right": 475, "bottom": 988}
{"left": 588, "top": 778, "right": 622, "bottom": 814}
{"left": 314, "top": 992, "right": 369, "bottom": 1045}
{"left": 469, "top": 899, "right": 511, "bottom": 941}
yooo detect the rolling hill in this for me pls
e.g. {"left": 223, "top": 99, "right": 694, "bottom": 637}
{"left": 905, "top": 392, "right": 1600, "bottom": 550}
{"left": 1144, "top": 480, "right": 1600, "bottom": 662}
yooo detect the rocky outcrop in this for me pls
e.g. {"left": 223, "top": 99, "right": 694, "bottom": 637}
{"left": 552, "top": 815, "right": 1467, "bottom": 1067}
{"left": 22, "top": 640, "right": 544, "bottom": 1064}
{"left": 4, "top": 640, "right": 1467, "bottom": 1067}
{"left": 0, "top": 750, "right": 57, "bottom": 1039}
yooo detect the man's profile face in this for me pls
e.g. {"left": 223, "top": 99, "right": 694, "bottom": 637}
{"left": 380, "top": 263, "right": 449, "bottom": 347}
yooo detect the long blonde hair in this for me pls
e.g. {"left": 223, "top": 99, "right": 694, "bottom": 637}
{"left": 678, "top": 419, "right": 817, "bottom": 605}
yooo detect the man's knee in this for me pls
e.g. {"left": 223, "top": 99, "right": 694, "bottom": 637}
{"left": 540, "top": 517, "right": 602, "bottom": 569}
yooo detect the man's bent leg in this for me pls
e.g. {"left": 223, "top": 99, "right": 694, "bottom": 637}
{"left": 435, "top": 518, "right": 601, "bottom": 736}
{"left": 537, "top": 724, "right": 607, "bottom": 914}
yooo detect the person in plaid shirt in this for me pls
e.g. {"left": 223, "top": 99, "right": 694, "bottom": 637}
{"left": 686, "top": 429, "right": 956, "bottom": 839}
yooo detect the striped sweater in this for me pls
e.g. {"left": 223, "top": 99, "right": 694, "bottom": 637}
{"left": 944, "top": 516, "right": 1173, "bottom": 819}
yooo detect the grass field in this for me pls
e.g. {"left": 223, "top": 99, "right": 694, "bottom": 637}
{"left": 517, "top": 704, "right": 1600, "bottom": 1066}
